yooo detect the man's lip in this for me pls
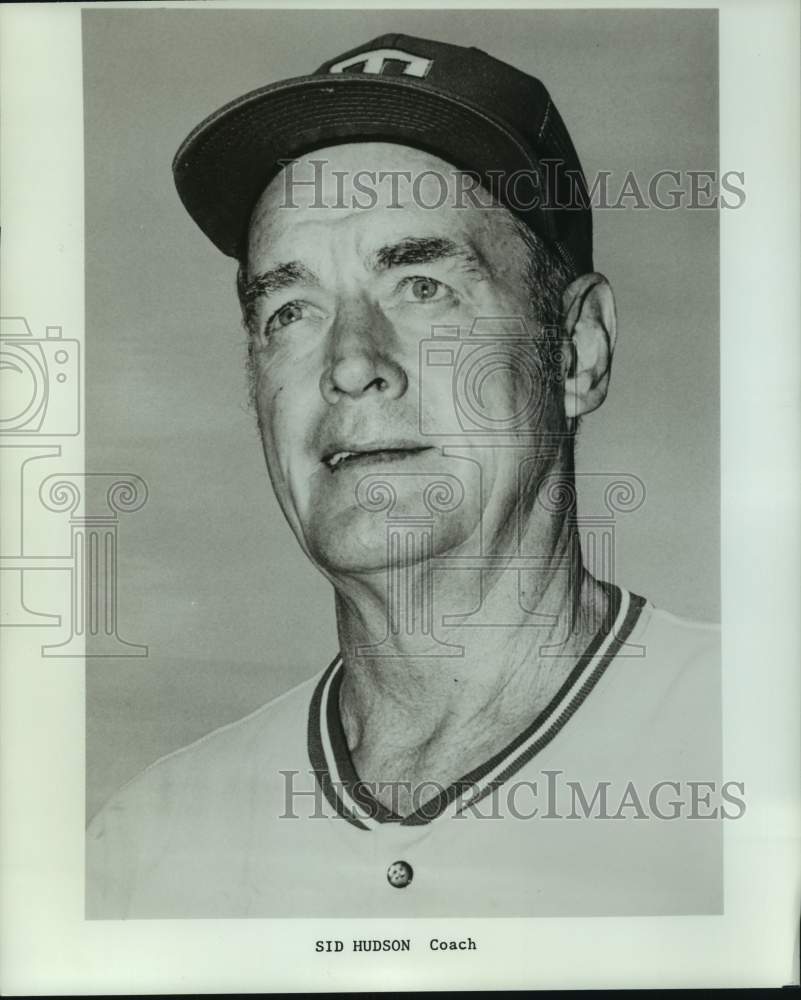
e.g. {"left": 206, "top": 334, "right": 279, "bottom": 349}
{"left": 321, "top": 443, "right": 434, "bottom": 470}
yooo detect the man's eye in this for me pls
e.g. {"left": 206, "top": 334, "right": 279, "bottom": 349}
{"left": 402, "top": 276, "right": 446, "bottom": 302}
{"left": 267, "top": 301, "right": 304, "bottom": 333}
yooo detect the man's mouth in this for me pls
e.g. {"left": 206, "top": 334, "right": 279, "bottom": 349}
{"left": 322, "top": 444, "right": 433, "bottom": 472}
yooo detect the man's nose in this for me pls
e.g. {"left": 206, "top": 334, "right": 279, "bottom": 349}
{"left": 319, "top": 301, "right": 408, "bottom": 404}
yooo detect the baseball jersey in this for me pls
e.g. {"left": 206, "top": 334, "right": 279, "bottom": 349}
{"left": 86, "top": 585, "right": 723, "bottom": 918}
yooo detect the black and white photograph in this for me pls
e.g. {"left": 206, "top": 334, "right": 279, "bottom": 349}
{"left": 1, "top": 0, "right": 799, "bottom": 993}
{"left": 85, "top": 7, "right": 724, "bottom": 920}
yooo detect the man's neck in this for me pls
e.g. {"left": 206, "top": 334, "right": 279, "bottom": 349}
{"left": 331, "top": 515, "right": 609, "bottom": 817}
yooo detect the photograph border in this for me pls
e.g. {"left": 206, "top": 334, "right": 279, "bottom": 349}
{"left": 0, "top": 0, "right": 799, "bottom": 993}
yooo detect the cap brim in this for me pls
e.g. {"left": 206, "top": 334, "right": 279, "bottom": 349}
{"left": 172, "top": 74, "right": 550, "bottom": 259}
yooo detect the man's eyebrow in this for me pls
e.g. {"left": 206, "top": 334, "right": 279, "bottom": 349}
{"left": 240, "top": 239, "right": 484, "bottom": 307}
{"left": 240, "top": 261, "right": 319, "bottom": 304}
{"left": 370, "top": 237, "right": 484, "bottom": 273}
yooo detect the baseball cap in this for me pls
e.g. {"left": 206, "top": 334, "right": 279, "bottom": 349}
{"left": 173, "top": 33, "right": 593, "bottom": 274}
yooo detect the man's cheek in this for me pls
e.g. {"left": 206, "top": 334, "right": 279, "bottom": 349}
{"left": 253, "top": 363, "right": 287, "bottom": 415}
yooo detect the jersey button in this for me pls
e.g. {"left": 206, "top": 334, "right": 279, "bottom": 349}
{"left": 386, "top": 860, "right": 413, "bottom": 888}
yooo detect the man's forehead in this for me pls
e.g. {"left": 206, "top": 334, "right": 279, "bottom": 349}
{"left": 259, "top": 140, "right": 464, "bottom": 207}
{"left": 247, "top": 141, "right": 507, "bottom": 260}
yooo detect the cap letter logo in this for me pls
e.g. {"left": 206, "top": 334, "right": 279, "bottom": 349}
{"left": 329, "top": 48, "right": 433, "bottom": 78}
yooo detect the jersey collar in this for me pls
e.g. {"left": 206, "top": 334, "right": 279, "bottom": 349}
{"left": 308, "top": 583, "right": 646, "bottom": 831}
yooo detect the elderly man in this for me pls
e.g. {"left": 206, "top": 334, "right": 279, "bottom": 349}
{"left": 87, "top": 33, "right": 723, "bottom": 918}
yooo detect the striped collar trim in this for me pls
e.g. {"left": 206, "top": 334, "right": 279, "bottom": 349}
{"left": 307, "top": 584, "right": 646, "bottom": 831}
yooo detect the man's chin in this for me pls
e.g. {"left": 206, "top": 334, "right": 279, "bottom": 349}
{"left": 301, "top": 506, "right": 473, "bottom": 579}
{"left": 304, "top": 520, "right": 416, "bottom": 577}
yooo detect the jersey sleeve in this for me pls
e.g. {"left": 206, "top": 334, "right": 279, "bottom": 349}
{"left": 85, "top": 767, "right": 172, "bottom": 919}
{"left": 86, "top": 795, "right": 139, "bottom": 918}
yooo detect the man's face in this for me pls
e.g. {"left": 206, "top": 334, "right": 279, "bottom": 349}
{"left": 244, "top": 143, "right": 562, "bottom": 576}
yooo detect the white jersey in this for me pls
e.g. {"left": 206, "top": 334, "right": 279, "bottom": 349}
{"left": 86, "top": 585, "right": 724, "bottom": 918}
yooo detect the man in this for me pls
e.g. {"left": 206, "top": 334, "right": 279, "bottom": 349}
{"left": 87, "top": 33, "right": 723, "bottom": 918}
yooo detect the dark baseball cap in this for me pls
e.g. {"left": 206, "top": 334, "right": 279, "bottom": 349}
{"left": 173, "top": 32, "right": 593, "bottom": 274}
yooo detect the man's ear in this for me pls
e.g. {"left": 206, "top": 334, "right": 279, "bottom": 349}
{"left": 561, "top": 273, "right": 617, "bottom": 420}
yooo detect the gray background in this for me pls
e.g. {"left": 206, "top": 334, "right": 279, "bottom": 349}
{"left": 84, "top": 8, "right": 719, "bottom": 820}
